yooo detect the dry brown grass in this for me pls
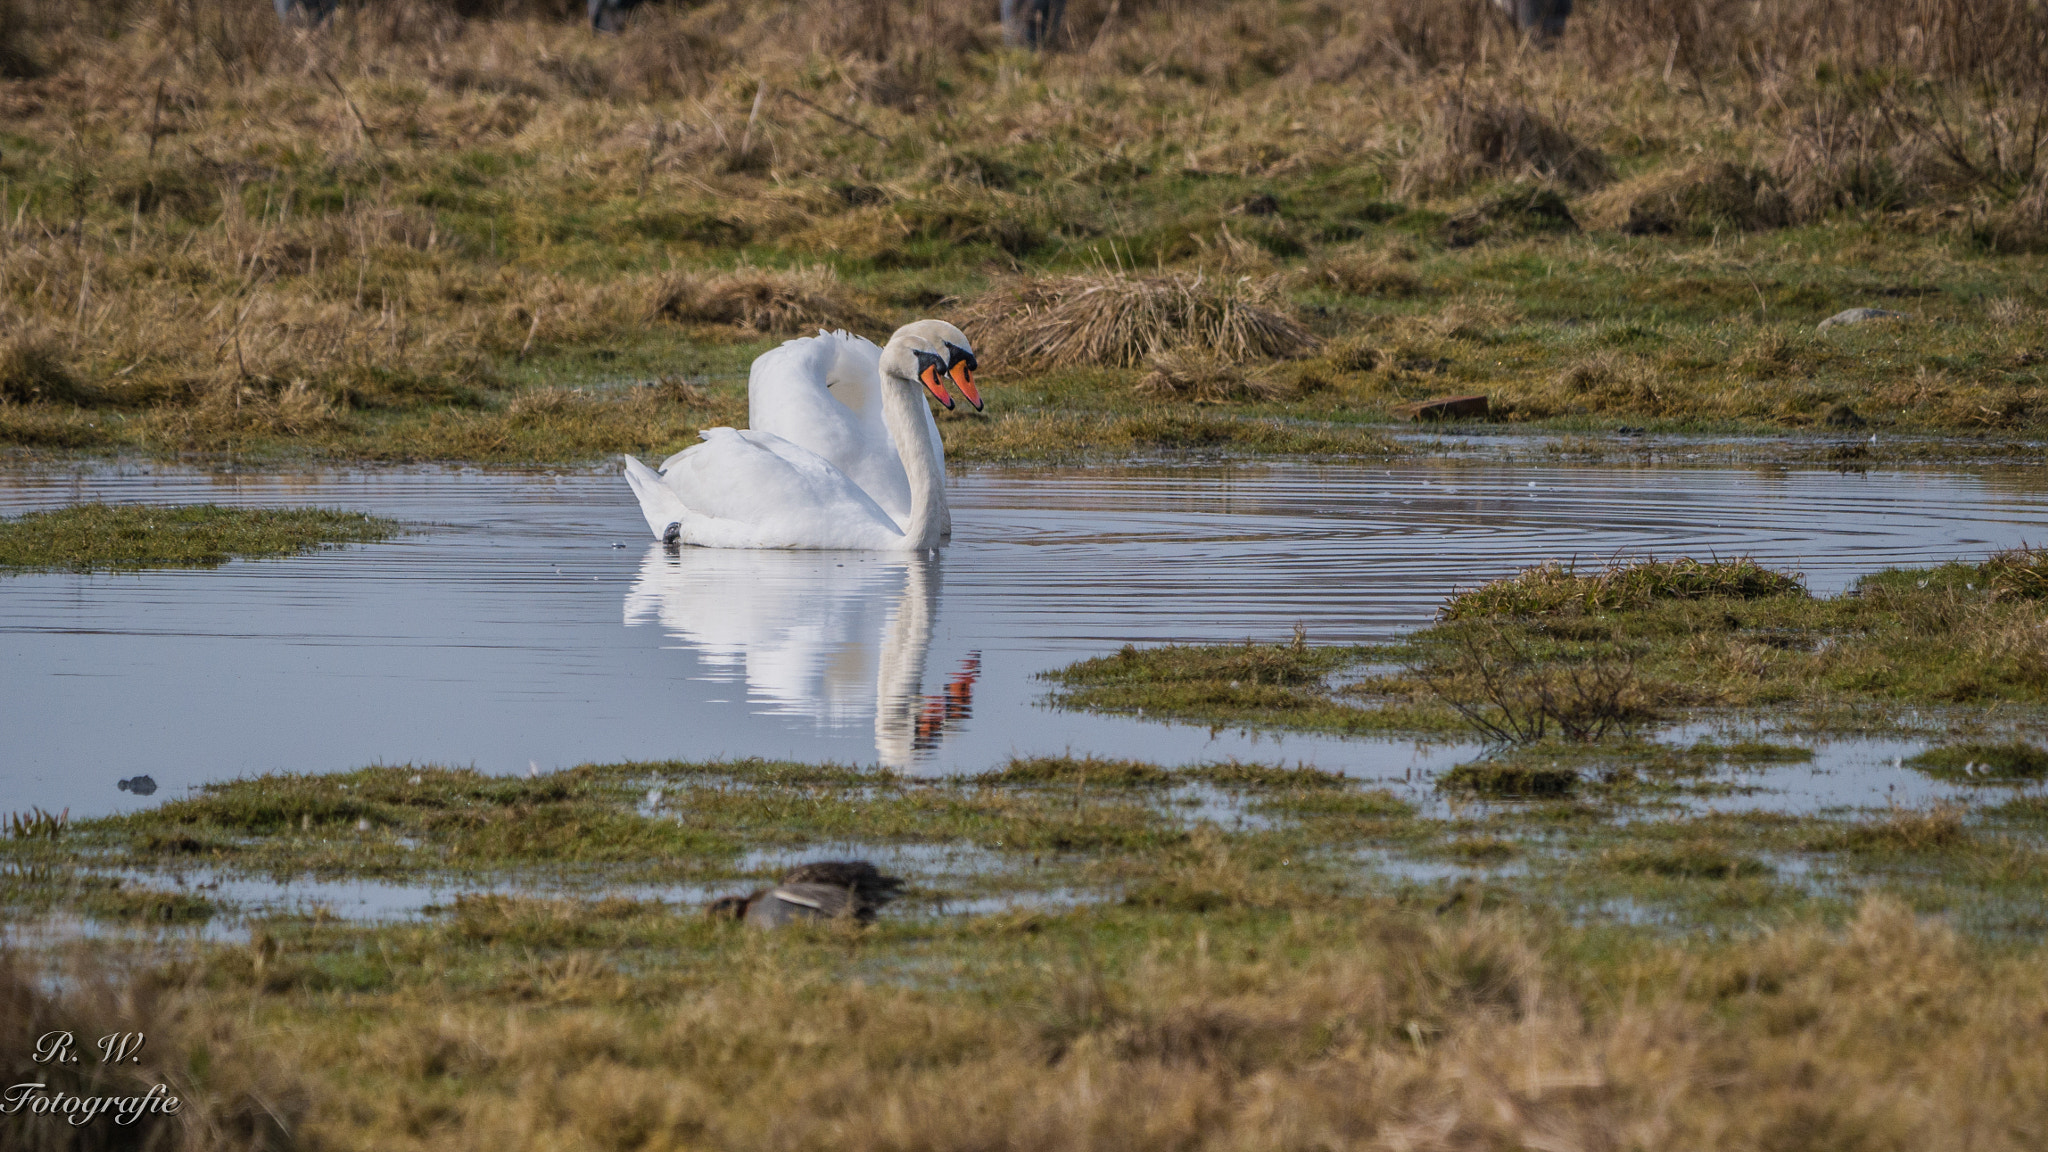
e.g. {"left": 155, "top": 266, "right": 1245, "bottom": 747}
{"left": 1306, "top": 246, "right": 1427, "bottom": 298}
{"left": 956, "top": 273, "right": 1317, "bottom": 371}
{"left": 0, "top": 330, "right": 89, "bottom": 405}
{"left": 1401, "top": 91, "right": 1612, "bottom": 197}
{"left": 1583, "top": 162, "right": 1793, "bottom": 235}
{"left": 1133, "top": 348, "right": 1289, "bottom": 403}
{"left": 0, "top": 949, "right": 301, "bottom": 1151}
{"left": 647, "top": 263, "right": 878, "bottom": 334}
{"left": 194, "top": 896, "right": 2048, "bottom": 1152}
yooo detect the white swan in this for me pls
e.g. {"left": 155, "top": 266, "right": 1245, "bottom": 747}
{"left": 622, "top": 322, "right": 971, "bottom": 551}
{"left": 684, "top": 322, "right": 978, "bottom": 537}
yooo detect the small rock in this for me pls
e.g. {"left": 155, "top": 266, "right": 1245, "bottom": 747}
{"left": 1396, "top": 394, "right": 1490, "bottom": 422}
{"left": 116, "top": 775, "right": 157, "bottom": 796}
{"left": 1817, "top": 307, "right": 1909, "bottom": 331}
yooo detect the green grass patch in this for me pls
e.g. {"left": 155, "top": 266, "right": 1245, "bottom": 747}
{"left": 1600, "top": 842, "right": 1772, "bottom": 880}
{"left": 0, "top": 503, "right": 400, "bottom": 572}
{"left": 985, "top": 756, "right": 1172, "bottom": 788}
{"left": 1440, "top": 557, "right": 1807, "bottom": 621}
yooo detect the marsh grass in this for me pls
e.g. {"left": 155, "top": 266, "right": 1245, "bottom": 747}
{"left": 0, "top": 503, "right": 400, "bottom": 571}
{"left": 1812, "top": 803, "right": 1971, "bottom": 853}
{"left": 1984, "top": 546, "right": 2048, "bottom": 601}
{"left": 1440, "top": 557, "right": 1808, "bottom": 620}
{"left": 955, "top": 273, "right": 1317, "bottom": 371}
{"left": 1438, "top": 760, "right": 1581, "bottom": 798}
{"left": 1, "top": 0, "right": 2047, "bottom": 464}
{"left": 646, "top": 263, "right": 878, "bottom": 334}
{"left": 9, "top": 735, "right": 2048, "bottom": 1150}
{"left": 1601, "top": 841, "right": 1773, "bottom": 881}
{"left": 1053, "top": 554, "right": 2048, "bottom": 753}
{"left": 1909, "top": 741, "right": 2048, "bottom": 783}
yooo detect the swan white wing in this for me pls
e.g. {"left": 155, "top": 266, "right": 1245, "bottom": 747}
{"left": 647, "top": 428, "right": 911, "bottom": 550}
{"left": 728, "top": 331, "right": 914, "bottom": 525}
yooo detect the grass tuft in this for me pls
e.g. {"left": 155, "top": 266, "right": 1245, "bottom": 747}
{"left": 1814, "top": 803, "right": 1970, "bottom": 853}
{"left": 1442, "top": 557, "right": 1807, "bottom": 620}
{"left": 0, "top": 334, "right": 91, "bottom": 406}
{"left": 954, "top": 273, "right": 1316, "bottom": 371}
{"left": 1692, "top": 739, "right": 1815, "bottom": 764}
{"left": 1133, "top": 348, "right": 1289, "bottom": 403}
{"left": 1404, "top": 93, "right": 1611, "bottom": 195}
{"left": 1908, "top": 741, "right": 2048, "bottom": 783}
{"left": 0, "top": 504, "right": 400, "bottom": 572}
{"left": 1438, "top": 761, "right": 1579, "bottom": 798}
{"left": 1984, "top": 547, "right": 2048, "bottom": 601}
{"left": 648, "top": 264, "right": 876, "bottom": 334}
{"left": 987, "top": 756, "right": 1173, "bottom": 788}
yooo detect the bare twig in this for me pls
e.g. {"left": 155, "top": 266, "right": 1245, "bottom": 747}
{"left": 319, "top": 67, "right": 379, "bottom": 151}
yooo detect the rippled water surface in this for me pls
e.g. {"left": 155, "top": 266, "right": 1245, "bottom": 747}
{"left": 5, "top": 460, "right": 2046, "bottom": 816}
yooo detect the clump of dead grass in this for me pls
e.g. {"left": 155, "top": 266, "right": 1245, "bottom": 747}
{"left": 0, "top": 332, "right": 91, "bottom": 406}
{"left": 1983, "top": 545, "right": 2048, "bottom": 600}
{"left": 1813, "top": 802, "right": 1970, "bottom": 853}
{"left": 955, "top": 273, "right": 1317, "bottom": 370}
{"left": 1402, "top": 92, "right": 1611, "bottom": 197}
{"left": 1583, "top": 162, "right": 1793, "bottom": 235}
{"left": 1134, "top": 348, "right": 1289, "bottom": 403}
{"left": 647, "top": 264, "right": 876, "bottom": 334}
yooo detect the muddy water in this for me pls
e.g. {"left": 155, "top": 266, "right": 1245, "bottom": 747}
{"left": 4, "top": 461, "right": 2046, "bottom": 818}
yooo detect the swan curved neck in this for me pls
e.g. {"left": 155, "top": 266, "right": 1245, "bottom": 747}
{"left": 880, "top": 372, "right": 944, "bottom": 548}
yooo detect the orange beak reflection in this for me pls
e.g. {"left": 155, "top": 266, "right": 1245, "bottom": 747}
{"left": 948, "top": 362, "right": 983, "bottom": 411}
{"left": 920, "top": 364, "right": 955, "bottom": 409}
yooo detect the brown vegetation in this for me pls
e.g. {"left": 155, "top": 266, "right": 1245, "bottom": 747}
{"left": 1, "top": 0, "right": 2047, "bottom": 459}
{"left": 957, "top": 273, "right": 1317, "bottom": 371}
{"left": 0, "top": 950, "right": 300, "bottom": 1151}
{"left": 1133, "top": 348, "right": 1288, "bottom": 403}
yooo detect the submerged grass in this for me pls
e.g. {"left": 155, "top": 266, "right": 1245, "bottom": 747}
{"left": 0, "top": 502, "right": 400, "bottom": 571}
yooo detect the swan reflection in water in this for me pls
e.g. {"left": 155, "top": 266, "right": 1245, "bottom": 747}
{"left": 623, "top": 547, "right": 978, "bottom": 767}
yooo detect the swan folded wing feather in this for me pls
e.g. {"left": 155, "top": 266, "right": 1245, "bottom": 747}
{"left": 649, "top": 427, "right": 912, "bottom": 549}
{"left": 738, "top": 330, "right": 914, "bottom": 525}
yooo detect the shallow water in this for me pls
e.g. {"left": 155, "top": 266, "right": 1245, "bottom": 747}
{"left": 4, "top": 460, "right": 2047, "bottom": 818}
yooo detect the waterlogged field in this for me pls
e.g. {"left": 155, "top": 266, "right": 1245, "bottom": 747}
{"left": 3, "top": 460, "right": 2048, "bottom": 1150}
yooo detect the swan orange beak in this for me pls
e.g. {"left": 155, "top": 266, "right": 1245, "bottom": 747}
{"left": 948, "top": 362, "right": 982, "bottom": 411}
{"left": 919, "top": 363, "right": 955, "bottom": 410}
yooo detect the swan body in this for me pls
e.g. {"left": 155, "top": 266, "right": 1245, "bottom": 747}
{"left": 624, "top": 322, "right": 972, "bottom": 552}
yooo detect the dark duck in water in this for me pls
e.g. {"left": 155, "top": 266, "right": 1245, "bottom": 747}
{"left": 707, "top": 861, "right": 905, "bottom": 928}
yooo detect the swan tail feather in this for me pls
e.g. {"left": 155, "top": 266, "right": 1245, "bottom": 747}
{"left": 623, "top": 454, "right": 697, "bottom": 540}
